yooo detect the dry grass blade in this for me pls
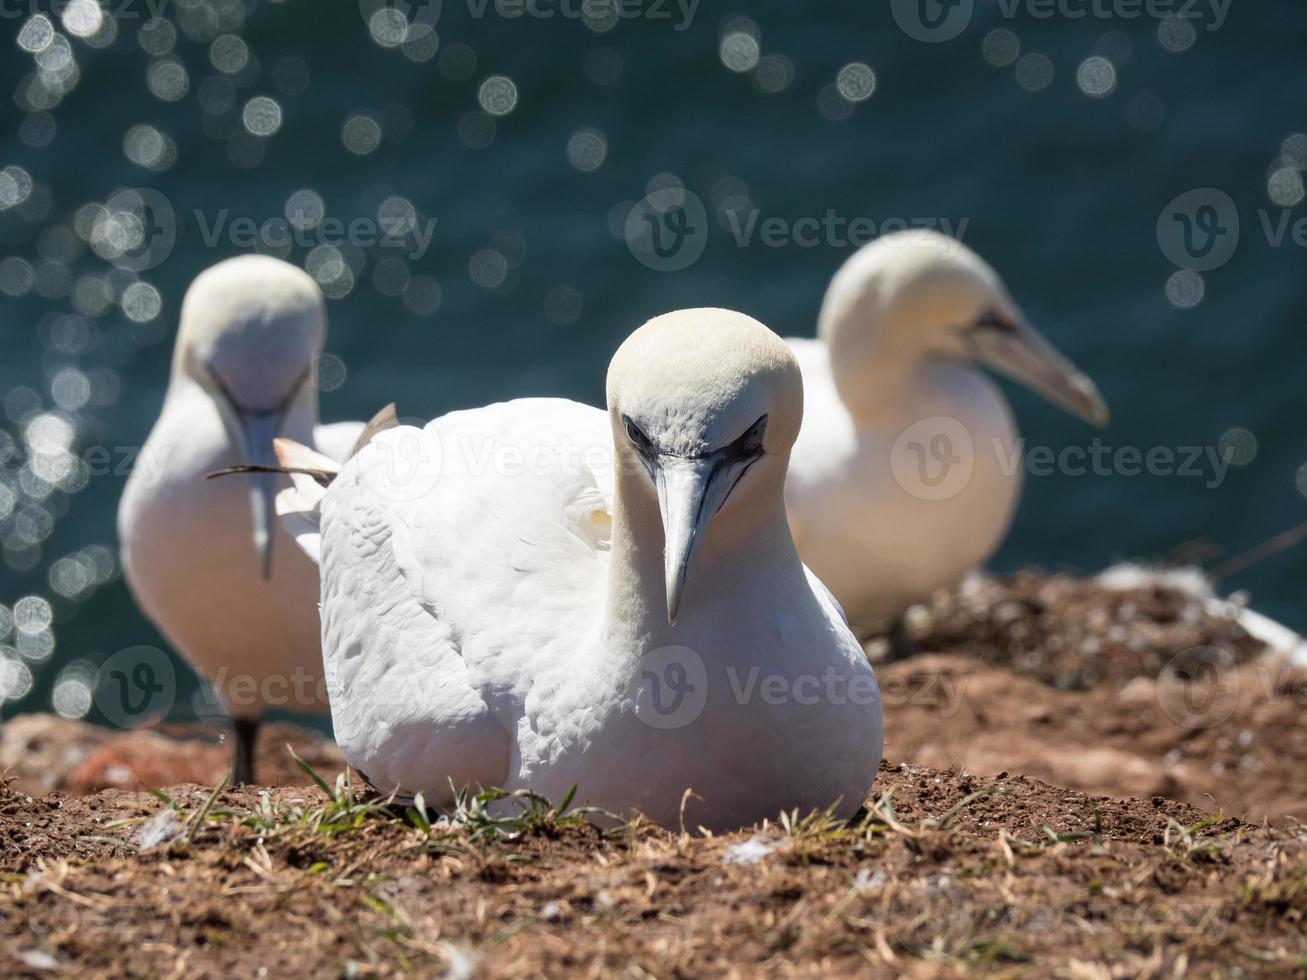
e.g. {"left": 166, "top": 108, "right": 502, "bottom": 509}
{"left": 931, "top": 787, "right": 995, "bottom": 831}
{"left": 185, "top": 777, "right": 228, "bottom": 845}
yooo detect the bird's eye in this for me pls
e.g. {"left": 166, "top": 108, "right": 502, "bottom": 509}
{"left": 726, "top": 414, "right": 768, "bottom": 460}
{"left": 974, "top": 310, "right": 1017, "bottom": 334}
{"left": 623, "top": 416, "right": 654, "bottom": 455}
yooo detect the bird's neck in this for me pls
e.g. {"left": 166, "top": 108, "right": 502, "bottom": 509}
{"left": 166, "top": 371, "right": 321, "bottom": 444}
{"left": 603, "top": 469, "right": 800, "bottom": 652}
{"left": 282, "top": 382, "right": 321, "bottom": 441}
{"left": 827, "top": 341, "right": 981, "bottom": 428}
{"left": 820, "top": 308, "right": 907, "bottom": 421}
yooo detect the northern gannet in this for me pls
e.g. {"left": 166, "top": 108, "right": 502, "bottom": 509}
{"left": 277, "top": 309, "right": 883, "bottom": 830}
{"left": 785, "top": 231, "right": 1108, "bottom": 634}
{"left": 118, "top": 255, "right": 363, "bottom": 783}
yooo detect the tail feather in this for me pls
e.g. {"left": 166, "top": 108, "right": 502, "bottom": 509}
{"left": 348, "top": 402, "right": 399, "bottom": 459}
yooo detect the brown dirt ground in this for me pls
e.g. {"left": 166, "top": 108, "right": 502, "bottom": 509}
{"left": 881, "top": 570, "right": 1307, "bottom": 824}
{"left": 2, "top": 570, "right": 1305, "bottom": 976}
{"left": 0, "top": 715, "right": 343, "bottom": 798}
{"left": 2, "top": 764, "right": 1305, "bottom": 978}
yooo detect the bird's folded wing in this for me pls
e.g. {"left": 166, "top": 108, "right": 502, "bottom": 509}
{"left": 317, "top": 430, "right": 498, "bottom": 764}
{"left": 347, "top": 399, "right": 615, "bottom": 717}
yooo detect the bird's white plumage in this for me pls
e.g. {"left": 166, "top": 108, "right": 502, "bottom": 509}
{"left": 317, "top": 399, "right": 609, "bottom": 799}
{"left": 786, "top": 335, "right": 1020, "bottom": 625}
{"left": 313, "top": 420, "right": 369, "bottom": 463}
{"left": 299, "top": 311, "right": 883, "bottom": 829}
{"left": 118, "top": 255, "right": 363, "bottom": 722}
{"left": 785, "top": 231, "right": 1105, "bottom": 629}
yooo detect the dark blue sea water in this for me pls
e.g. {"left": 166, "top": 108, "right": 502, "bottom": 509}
{"left": 0, "top": 0, "right": 1304, "bottom": 724}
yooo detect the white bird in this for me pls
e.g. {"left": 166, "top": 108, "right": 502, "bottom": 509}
{"left": 277, "top": 309, "right": 883, "bottom": 830}
{"left": 118, "top": 254, "right": 364, "bottom": 784}
{"left": 785, "top": 230, "right": 1108, "bottom": 635}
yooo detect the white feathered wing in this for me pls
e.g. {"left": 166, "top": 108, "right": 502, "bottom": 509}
{"left": 276, "top": 398, "right": 615, "bottom": 804}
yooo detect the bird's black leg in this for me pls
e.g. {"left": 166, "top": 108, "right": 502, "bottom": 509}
{"left": 888, "top": 614, "right": 915, "bottom": 663}
{"left": 231, "top": 717, "right": 261, "bottom": 785}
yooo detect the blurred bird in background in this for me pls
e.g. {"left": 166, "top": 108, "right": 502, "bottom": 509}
{"left": 118, "top": 255, "right": 363, "bottom": 783}
{"left": 785, "top": 231, "right": 1109, "bottom": 645}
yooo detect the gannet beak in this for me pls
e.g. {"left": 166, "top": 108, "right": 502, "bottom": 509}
{"left": 655, "top": 455, "right": 737, "bottom": 625}
{"left": 967, "top": 316, "right": 1109, "bottom": 428}
{"left": 203, "top": 362, "right": 308, "bottom": 581}
{"left": 233, "top": 411, "right": 284, "bottom": 580}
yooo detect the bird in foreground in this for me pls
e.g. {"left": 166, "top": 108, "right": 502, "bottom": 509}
{"left": 785, "top": 230, "right": 1109, "bottom": 636}
{"left": 118, "top": 254, "right": 364, "bottom": 784}
{"left": 276, "top": 309, "right": 883, "bottom": 830}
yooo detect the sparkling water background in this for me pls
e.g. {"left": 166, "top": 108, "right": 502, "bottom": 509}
{"left": 0, "top": 0, "right": 1304, "bottom": 725}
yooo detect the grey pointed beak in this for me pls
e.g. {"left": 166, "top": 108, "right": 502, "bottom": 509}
{"left": 232, "top": 411, "right": 284, "bottom": 580}
{"left": 203, "top": 361, "right": 308, "bottom": 582}
{"left": 655, "top": 455, "right": 748, "bottom": 624}
{"left": 968, "top": 317, "right": 1109, "bottom": 428}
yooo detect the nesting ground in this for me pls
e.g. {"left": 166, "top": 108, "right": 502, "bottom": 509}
{"left": 2, "top": 570, "right": 1306, "bottom": 977}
